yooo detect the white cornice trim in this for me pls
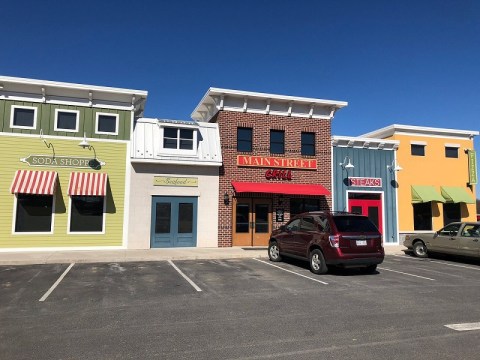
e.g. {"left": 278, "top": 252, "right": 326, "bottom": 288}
{"left": 0, "top": 75, "right": 148, "bottom": 116}
{"left": 130, "top": 158, "right": 222, "bottom": 167}
{"left": 0, "top": 131, "right": 129, "bottom": 144}
{"left": 332, "top": 135, "right": 399, "bottom": 150}
{"left": 361, "top": 124, "right": 479, "bottom": 139}
{"left": 0, "top": 76, "right": 148, "bottom": 96}
{"left": 191, "top": 87, "right": 348, "bottom": 122}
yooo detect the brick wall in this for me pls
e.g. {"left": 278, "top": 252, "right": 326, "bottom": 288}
{"left": 214, "top": 111, "right": 332, "bottom": 247}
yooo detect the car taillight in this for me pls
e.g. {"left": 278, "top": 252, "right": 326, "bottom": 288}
{"left": 329, "top": 235, "right": 340, "bottom": 248}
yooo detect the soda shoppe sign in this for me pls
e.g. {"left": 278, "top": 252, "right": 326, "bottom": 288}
{"left": 237, "top": 155, "right": 317, "bottom": 169}
{"left": 20, "top": 154, "right": 105, "bottom": 170}
{"left": 348, "top": 177, "right": 382, "bottom": 187}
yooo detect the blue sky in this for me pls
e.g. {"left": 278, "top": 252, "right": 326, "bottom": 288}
{"left": 2, "top": 1, "right": 479, "bottom": 194}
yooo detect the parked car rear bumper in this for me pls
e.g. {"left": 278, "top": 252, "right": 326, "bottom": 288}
{"left": 326, "top": 255, "right": 384, "bottom": 267}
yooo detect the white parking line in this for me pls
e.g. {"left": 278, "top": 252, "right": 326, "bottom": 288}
{"left": 393, "top": 254, "right": 480, "bottom": 271}
{"left": 379, "top": 267, "right": 435, "bottom": 281}
{"left": 39, "top": 263, "right": 75, "bottom": 302}
{"left": 254, "top": 258, "right": 328, "bottom": 285}
{"left": 168, "top": 260, "right": 202, "bottom": 292}
{"left": 445, "top": 322, "right": 480, "bottom": 331}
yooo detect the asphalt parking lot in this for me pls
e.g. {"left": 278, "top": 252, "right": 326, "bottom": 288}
{"left": 1, "top": 254, "right": 480, "bottom": 360}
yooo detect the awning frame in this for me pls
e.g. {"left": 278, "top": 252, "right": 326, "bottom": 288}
{"left": 411, "top": 185, "right": 445, "bottom": 204}
{"left": 231, "top": 181, "right": 330, "bottom": 196}
{"left": 441, "top": 186, "right": 475, "bottom": 204}
{"left": 10, "top": 170, "right": 58, "bottom": 195}
{"left": 68, "top": 172, "right": 108, "bottom": 196}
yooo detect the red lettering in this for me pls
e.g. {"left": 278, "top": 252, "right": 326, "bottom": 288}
{"left": 265, "top": 168, "right": 293, "bottom": 181}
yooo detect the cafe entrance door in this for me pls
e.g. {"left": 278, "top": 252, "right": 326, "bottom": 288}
{"left": 232, "top": 198, "right": 272, "bottom": 246}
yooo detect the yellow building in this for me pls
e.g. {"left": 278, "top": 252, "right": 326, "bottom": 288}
{"left": 0, "top": 76, "right": 147, "bottom": 250}
{"left": 362, "top": 125, "right": 478, "bottom": 236}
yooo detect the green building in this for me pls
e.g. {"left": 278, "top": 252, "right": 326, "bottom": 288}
{"left": 0, "top": 76, "right": 147, "bottom": 249}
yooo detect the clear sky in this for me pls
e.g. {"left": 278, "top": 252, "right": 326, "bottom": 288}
{"left": 2, "top": 1, "right": 479, "bottom": 195}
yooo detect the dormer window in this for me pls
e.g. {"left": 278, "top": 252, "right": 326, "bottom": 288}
{"left": 164, "top": 128, "right": 194, "bottom": 150}
{"left": 160, "top": 125, "right": 198, "bottom": 156}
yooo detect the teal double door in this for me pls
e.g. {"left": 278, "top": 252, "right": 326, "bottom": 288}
{"left": 150, "top": 196, "right": 198, "bottom": 248}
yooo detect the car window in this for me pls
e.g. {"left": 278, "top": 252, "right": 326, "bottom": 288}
{"left": 286, "top": 218, "right": 301, "bottom": 231}
{"left": 313, "top": 215, "right": 328, "bottom": 232}
{"left": 332, "top": 216, "right": 378, "bottom": 233}
{"left": 439, "top": 223, "right": 461, "bottom": 236}
{"left": 300, "top": 217, "right": 316, "bottom": 231}
{"left": 461, "top": 225, "right": 480, "bottom": 237}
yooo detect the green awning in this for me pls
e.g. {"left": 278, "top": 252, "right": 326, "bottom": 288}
{"left": 441, "top": 186, "right": 475, "bottom": 204}
{"left": 411, "top": 185, "right": 445, "bottom": 203}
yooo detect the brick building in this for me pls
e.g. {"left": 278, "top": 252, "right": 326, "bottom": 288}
{"left": 192, "top": 88, "right": 347, "bottom": 247}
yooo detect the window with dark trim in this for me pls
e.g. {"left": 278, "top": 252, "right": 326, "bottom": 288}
{"left": 301, "top": 132, "right": 315, "bottom": 156}
{"left": 270, "top": 130, "right": 285, "bottom": 154}
{"left": 413, "top": 202, "right": 432, "bottom": 230}
{"left": 70, "top": 196, "right": 104, "bottom": 232}
{"left": 411, "top": 144, "right": 425, "bottom": 156}
{"left": 290, "top": 198, "right": 320, "bottom": 216}
{"left": 237, "top": 127, "right": 253, "bottom": 152}
{"left": 15, "top": 194, "right": 53, "bottom": 232}
{"left": 445, "top": 147, "right": 458, "bottom": 158}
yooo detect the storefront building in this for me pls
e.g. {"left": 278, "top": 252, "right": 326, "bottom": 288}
{"left": 332, "top": 136, "right": 400, "bottom": 244}
{"left": 128, "top": 118, "right": 222, "bottom": 248}
{"left": 362, "top": 125, "right": 478, "bottom": 237}
{"left": 0, "top": 76, "right": 147, "bottom": 250}
{"left": 192, "top": 88, "right": 347, "bottom": 247}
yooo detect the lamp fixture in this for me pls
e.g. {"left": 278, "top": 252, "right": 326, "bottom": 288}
{"left": 39, "top": 129, "right": 55, "bottom": 158}
{"left": 339, "top": 156, "right": 354, "bottom": 170}
{"left": 223, "top": 192, "right": 230, "bottom": 206}
{"left": 78, "top": 132, "right": 97, "bottom": 160}
{"left": 387, "top": 160, "right": 402, "bottom": 172}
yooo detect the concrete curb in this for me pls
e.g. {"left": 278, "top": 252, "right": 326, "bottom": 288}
{"left": 0, "top": 245, "right": 408, "bottom": 266}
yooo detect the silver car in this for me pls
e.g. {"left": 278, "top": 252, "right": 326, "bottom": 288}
{"left": 403, "top": 222, "right": 480, "bottom": 258}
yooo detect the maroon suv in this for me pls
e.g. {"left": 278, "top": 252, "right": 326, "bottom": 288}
{"left": 268, "top": 211, "right": 384, "bottom": 274}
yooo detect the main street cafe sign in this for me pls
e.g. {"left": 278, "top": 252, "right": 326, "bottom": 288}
{"left": 237, "top": 155, "right": 317, "bottom": 169}
{"left": 20, "top": 154, "right": 105, "bottom": 170}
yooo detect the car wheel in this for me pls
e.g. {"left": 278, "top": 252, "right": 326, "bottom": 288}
{"left": 413, "top": 241, "right": 428, "bottom": 258}
{"left": 364, "top": 264, "right": 377, "bottom": 274}
{"left": 309, "top": 249, "right": 328, "bottom": 274}
{"left": 268, "top": 241, "right": 282, "bottom": 262}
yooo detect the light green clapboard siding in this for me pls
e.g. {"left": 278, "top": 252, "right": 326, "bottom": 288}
{"left": 0, "top": 135, "right": 128, "bottom": 248}
{"left": 0, "top": 100, "right": 131, "bottom": 140}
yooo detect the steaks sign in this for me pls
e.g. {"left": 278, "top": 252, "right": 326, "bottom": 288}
{"left": 348, "top": 177, "right": 382, "bottom": 187}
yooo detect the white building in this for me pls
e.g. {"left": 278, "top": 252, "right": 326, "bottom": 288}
{"left": 128, "top": 118, "right": 222, "bottom": 248}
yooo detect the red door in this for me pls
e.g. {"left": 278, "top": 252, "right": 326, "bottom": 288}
{"left": 349, "top": 198, "right": 383, "bottom": 234}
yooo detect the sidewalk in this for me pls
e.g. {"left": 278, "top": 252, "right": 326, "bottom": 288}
{"left": 0, "top": 245, "right": 408, "bottom": 265}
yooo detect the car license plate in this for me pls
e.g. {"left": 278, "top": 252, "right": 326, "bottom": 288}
{"left": 356, "top": 240, "right": 367, "bottom": 246}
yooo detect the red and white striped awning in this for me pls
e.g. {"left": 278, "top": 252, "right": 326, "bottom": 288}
{"left": 68, "top": 172, "right": 108, "bottom": 196}
{"left": 10, "top": 170, "right": 58, "bottom": 195}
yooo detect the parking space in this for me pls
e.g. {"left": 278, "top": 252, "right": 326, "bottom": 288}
{"left": 0, "top": 263, "right": 69, "bottom": 306}
{"left": 45, "top": 261, "right": 204, "bottom": 304}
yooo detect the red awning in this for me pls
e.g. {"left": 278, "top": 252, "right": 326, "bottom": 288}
{"left": 10, "top": 170, "right": 58, "bottom": 195}
{"left": 68, "top": 172, "right": 108, "bottom": 196}
{"left": 231, "top": 181, "right": 330, "bottom": 196}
